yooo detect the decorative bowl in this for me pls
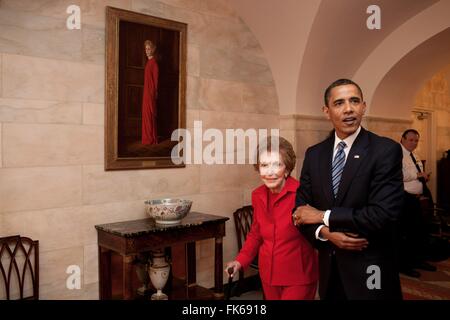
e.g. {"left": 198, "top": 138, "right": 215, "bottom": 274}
{"left": 145, "top": 198, "right": 192, "bottom": 225}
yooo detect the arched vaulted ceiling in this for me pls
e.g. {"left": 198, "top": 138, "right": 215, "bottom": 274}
{"left": 370, "top": 28, "right": 450, "bottom": 118}
{"left": 229, "top": 0, "right": 321, "bottom": 115}
{"left": 354, "top": 0, "right": 450, "bottom": 117}
{"left": 296, "top": 0, "right": 438, "bottom": 116}
{"left": 230, "top": 0, "right": 449, "bottom": 119}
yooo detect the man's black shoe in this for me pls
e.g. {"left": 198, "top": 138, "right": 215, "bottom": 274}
{"left": 415, "top": 262, "right": 437, "bottom": 272}
{"left": 400, "top": 269, "right": 421, "bottom": 278}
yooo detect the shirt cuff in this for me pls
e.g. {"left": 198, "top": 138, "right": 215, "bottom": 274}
{"left": 323, "top": 210, "right": 331, "bottom": 227}
{"left": 315, "top": 225, "right": 328, "bottom": 241}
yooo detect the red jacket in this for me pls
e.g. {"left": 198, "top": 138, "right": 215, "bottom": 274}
{"left": 236, "top": 177, "right": 318, "bottom": 286}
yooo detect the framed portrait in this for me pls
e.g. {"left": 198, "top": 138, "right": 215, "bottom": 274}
{"left": 105, "top": 6, "right": 187, "bottom": 170}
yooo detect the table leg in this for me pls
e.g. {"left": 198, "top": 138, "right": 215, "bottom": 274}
{"left": 214, "top": 237, "right": 224, "bottom": 298}
{"left": 186, "top": 242, "right": 196, "bottom": 286}
{"left": 123, "top": 255, "right": 134, "bottom": 300}
{"left": 98, "top": 246, "right": 111, "bottom": 300}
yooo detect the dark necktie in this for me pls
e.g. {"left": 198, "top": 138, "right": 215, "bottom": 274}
{"left": 332, "top": 141, "right": 347, "bottom": 197}
{"left": 410, "top": 152, "right": 422, "bottom": 173}
{"left": 410, "top": 152, "right": 427, "bottom": 184}
{"left": 410, "top": 152, "right": 430, "bottom": 198}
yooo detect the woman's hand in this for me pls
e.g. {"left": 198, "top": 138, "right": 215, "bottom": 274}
{"left": 292, "top": 205, "right": 324, "bottom": 226}
{"left": 224, "top": 260, "right": 242, "bottom": 278}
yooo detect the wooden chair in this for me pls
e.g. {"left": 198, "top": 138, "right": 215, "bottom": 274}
{"left": 233, "top": 205, "right": 260, "bottom": 296}
{"left": 0, "top": 235, "right": 39, "bottom": 300}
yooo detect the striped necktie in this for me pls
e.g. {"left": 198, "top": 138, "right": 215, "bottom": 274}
{"left": 332, "top": 141, "right": 347, "bottom": 197}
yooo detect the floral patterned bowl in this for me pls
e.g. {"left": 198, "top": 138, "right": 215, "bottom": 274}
{"left": 145, "top": 199, "right": 192, "bottom": 225}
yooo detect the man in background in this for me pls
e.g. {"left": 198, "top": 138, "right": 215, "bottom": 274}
{"left": 399, "top": 129, "right": 437, "bottom": 277}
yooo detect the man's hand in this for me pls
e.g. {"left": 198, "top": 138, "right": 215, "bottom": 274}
{"left": 292, "top": 205, "right": 324, "bottom": 226}
{"left": 320, "top": 227, "right": 368, "bottom": 251}
{"left": 417, "top": 172, "right": 431, "bottom": 182}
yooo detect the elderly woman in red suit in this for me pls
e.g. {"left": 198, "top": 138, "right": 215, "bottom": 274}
{"left": 225, "top": 137, "right": 318, "bottom": 300}
{"left": 141, "top": 40, "right": 159, "bottom": 145}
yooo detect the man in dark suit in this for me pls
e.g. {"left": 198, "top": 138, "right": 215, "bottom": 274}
{"left": 292, "top": 79, "right": 404, "bottom": 300}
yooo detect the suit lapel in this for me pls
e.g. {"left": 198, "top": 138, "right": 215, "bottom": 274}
{"left": 320, "top": 136, "right": 334, "bottom": 207}
{"left": 335, "top": 128, "right": 369, "bottom": 206}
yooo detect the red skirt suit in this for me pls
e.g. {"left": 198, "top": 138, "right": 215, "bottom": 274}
{"left": 236, "top": 177, "right": 318, "bottom": 298}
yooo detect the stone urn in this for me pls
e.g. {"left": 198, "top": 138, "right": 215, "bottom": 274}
{"left": 148, "top": 250, "right": 170, "bottom": 300}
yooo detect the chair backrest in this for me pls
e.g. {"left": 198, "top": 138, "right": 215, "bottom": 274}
{"left": 233, "top": 205, "right": 254, "bottom": 251}
{"left": 0, "top": 235, "right": 39, "bottom": 300}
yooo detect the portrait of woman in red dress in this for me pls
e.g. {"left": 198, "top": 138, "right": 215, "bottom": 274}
{"left": 107, "top": 11, "right": 186, "bottom": 169}
{"left": 141, "top": 40, "right": 159, "bottom": 145}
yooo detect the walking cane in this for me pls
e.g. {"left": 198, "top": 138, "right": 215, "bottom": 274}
{"left": 225, "top": 267, "right": 234, "bottom": 300}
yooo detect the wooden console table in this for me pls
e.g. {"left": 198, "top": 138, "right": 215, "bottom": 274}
{"left": 95, "top": 212, "right": 229, "bottom": 300}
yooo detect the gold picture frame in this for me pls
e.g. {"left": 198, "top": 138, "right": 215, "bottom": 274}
{"left": 105, "top": 6, "right": 187, "bottom": 170}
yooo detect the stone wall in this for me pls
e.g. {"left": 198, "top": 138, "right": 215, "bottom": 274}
{"left": 0, "top": 0, "right": 278, "bottom": 299}
{"left": 415, "top": 70, "right": 450, "bottom": 161}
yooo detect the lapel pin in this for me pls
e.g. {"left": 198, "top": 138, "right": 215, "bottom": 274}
{"left": 354, "top": 155, "right": 360, "bottom": 158}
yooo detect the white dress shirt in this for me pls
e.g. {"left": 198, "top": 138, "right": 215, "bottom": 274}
{"left": 401, "top": 144, "right": 423, "bottom": 195}
{"left": 315, "top": 126, "right": 362, "bottom": 241}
